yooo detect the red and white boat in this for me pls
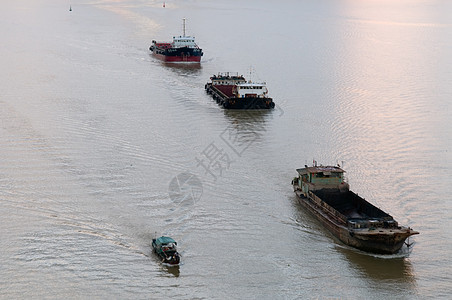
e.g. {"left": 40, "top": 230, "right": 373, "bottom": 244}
{"left": 149, "top": 19, "right": 203, "bottom": 63}
{"left": 205, "top": 72, "right": 275, "bottom": 109}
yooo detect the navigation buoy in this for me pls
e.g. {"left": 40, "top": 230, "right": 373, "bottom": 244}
{"left": 69, "top": 5, "right": 72, "bottom": 11}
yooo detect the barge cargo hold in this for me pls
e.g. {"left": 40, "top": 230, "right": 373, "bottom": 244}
{"left": 205, "top": 72, "right": 275, "bottom": 109}
{"left": 292, "top": 164, "right": 418, "bottom": 254}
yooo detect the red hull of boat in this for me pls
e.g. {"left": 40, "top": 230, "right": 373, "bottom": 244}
{"left": 153, "top": 53, "right": 201, "bottom": 63}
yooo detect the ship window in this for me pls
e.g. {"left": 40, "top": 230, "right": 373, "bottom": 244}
{"left": 314, "top": 172, "right": 341, "bottom": 178}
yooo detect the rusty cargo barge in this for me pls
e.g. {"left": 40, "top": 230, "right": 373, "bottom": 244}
{"left": 205, "top": 72, "right": 275, "bottom": 109}
{"left": 292, "top": 164, "right": 418, "bottom": 254}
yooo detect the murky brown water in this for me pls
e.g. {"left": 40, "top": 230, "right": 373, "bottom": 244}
{"left": 1, "top": 0, "right": 451, "bottom": 298}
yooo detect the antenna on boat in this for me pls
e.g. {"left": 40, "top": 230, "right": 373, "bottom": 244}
{"left": 183, "top": 18, "right": 186, "bottom": 37}
{"left": 248, "top": 66, "right": 253, "bottom": 83}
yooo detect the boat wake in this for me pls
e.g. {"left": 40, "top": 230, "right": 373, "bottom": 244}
{"left": 335, "top": 242, "right": 415, "bottom": 259}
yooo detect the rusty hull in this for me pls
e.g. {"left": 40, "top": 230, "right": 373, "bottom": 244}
{"left": 294, "top": 189, "right": 418, "bottom": 254}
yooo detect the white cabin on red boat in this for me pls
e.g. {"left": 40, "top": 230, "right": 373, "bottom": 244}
{"left": 235, "top": 82, "right": 268, "bottom": 98}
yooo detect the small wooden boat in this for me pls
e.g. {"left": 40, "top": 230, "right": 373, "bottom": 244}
{"left": 152, "top": 236, "right": 181, "bottom": 265}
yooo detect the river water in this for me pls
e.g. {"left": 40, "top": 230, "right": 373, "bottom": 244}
{"left": 1, "top": 0, "right": 451, "bottom": 299}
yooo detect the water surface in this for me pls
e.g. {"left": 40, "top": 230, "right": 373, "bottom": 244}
{"left": 1, "top": 0, "right": 451, "bottom": 298}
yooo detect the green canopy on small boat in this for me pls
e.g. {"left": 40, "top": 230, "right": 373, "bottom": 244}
{"left": 155, "top": 236, "right": 177, "bottom": 246}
